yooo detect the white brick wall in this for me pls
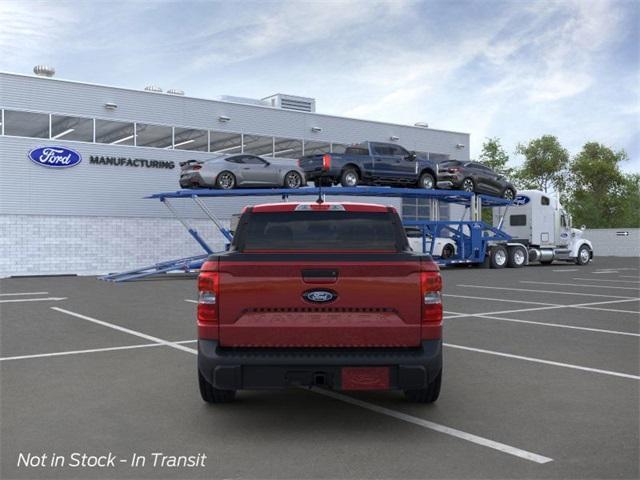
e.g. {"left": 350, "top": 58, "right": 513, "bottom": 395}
{"left": 584, "top": 228, "right": 640, "bottom": 257}
{"left": 0, "top": 215, "right": 229, "bottom": 277}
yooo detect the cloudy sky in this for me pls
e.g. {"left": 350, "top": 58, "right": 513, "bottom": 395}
{"left": 1, "top": 0, "right": 638, "bottom": 171}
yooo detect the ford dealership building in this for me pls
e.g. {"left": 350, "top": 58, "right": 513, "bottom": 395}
{"left": 0, "top": 70, "right": 470, "bottom": 277}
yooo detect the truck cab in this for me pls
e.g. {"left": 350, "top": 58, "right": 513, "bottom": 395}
{"left": 494, "top": 190, "right": 593, "bottom": 265}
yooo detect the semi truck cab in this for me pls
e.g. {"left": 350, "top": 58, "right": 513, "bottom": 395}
{"left": 495, "top": 190, "right": 593, "bottom": 265}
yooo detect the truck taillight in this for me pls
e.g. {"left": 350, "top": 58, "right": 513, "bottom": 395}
{"left": 420, "top": 265, "right": 442, "bottom": 340}
{"left": 197, "top": 266, "right": 219, "bottom": 324}
{"left": 192, "top": 165, "right": 202, "bottom": 170}
{"left": 322, "top": 154, "right": 332, "bottom": 171}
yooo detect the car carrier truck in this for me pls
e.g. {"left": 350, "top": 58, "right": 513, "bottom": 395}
{"left": 493, "top": 190, "right": 593, "bottom": 266}
{"left": 406, "top": 189, "right": 593, "bottom": 268}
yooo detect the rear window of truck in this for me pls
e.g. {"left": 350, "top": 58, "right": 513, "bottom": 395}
{"left": 234, "top": 211, "right": 406, "bottom": 251}
{"left": 344, "top": 147, "right": 369, "bottom": 156}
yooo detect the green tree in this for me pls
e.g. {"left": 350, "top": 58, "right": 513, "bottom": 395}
{"left": 479, "top": 137, "right": 513, "bottom": 176}
{"left": 565, "top": 142, "right": 638, "bottom": 228}
{"left": 515, "top": 135, "right": 569, "bottom": 193}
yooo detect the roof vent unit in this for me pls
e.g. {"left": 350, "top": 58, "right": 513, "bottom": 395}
{"left": 167, "top": 89, "right": 185, "bottom": 95}
{"left": 33, "top": 65, "right": 55, "bottom": 77}
{"left": 262, "top": 94, "right": 316, "bottom": 113}
{"left": 144, "top": 85, "right": 163, "bottom": 93}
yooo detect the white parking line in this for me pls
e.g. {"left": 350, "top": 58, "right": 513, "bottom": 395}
{"left": 312, "top": 388, "right": 553, "bottom": 464}
{"left": 184, "top": 299, "right": 198, "bottom": 304}
{"left": 444, "top": 294, "right": 558, "bottom": 306}
{"left": 520, "top": 281, "right": 639, "bottom": 291}
{"left": 456, "top": 284, "right": 636, "bottom": 299}
{"left": 43, "top": 308, "right": 554, "bottom": 464}
{"left": 444, "top": 298, "right": 640, "bottom": 318}
{"left": 0, "top": 297, "right": 67, "bottom": 304}
{"left": 620, "top": 275, "right": 640, "bottom": 279}
{"left": 447, "top": 313, "right": 639, "bottom": 337}
{"left": 51, "top": 307, "right": 197, "bottom": 354}
{"left": 445, "top": 343, "right": 640, "bottom": 380}
{"left": 0, "top": 292, "right": 49, "bottom": 296}
{"left": 0, "top": 340, "right": 197, "bottom": 362}
{"left": 572, "top": 278, "right": 640, "bottom": 284}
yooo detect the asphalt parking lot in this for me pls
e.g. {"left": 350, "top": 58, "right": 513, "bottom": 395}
{"left": 1, "top": 256, "right": 638, "bottom": 479}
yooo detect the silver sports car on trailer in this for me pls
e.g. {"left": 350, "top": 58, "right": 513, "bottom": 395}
{"left": 179, "top": 154, "right": 307, "bottom": 189}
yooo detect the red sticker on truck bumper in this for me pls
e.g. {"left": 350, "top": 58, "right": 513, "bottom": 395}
{"left": 341, "top": 367, "right": 390, "bottom": 390}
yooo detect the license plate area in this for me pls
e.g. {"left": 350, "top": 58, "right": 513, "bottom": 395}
{"left": 341, "top": 367, "right": 390, "bottom": 390}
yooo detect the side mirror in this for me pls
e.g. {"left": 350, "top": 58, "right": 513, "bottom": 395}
{"left": 407, "top": 151, "right": 417, "bottom": 161}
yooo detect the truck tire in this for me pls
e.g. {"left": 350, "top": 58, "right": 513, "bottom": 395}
{"left": 404, "top": 371, "right": 441, "bottom": 403}
{"left": 576, "top": 245, "right": 591, "bottom": 265}
{"left": 507, "top": 246, "right": 526, "bottom": 268}
{"left": 340, "top": 168, "right": 359, "bottom": 187}
{"left": 198, "top": 370, "right": 236, "bottom": 403}
{"left": 418, "top": 172, "right": 435, "bottom": 190}
{"left": 490, "top": 245, "right": 508, "bottom": 269}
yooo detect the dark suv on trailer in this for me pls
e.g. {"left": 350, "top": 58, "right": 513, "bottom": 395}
{"left": 437, "top": 160, "right": 516, "bottom": 200}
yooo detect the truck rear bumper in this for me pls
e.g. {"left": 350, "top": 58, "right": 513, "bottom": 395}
{"left": 198, "top": 339, "right": 442, "bottom": 391}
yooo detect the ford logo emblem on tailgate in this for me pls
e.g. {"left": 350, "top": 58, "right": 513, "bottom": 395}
{"left": 28, "top": 146, "right": 82, "bottom": 168}
{"left": 303, "top": 289, "right": 337, "bottom": 303}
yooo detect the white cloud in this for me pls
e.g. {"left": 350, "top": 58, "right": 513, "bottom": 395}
{"left": 0, "top": 1, "right": 77, "bottom": 68}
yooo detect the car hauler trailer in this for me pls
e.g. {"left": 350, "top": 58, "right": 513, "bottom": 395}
{"left": 101, "top": 186, "right": 593, "bottom": 282}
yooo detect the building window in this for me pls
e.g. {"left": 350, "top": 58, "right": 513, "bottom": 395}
{"left": 402, "top": 200, "right": 450, "bottom": 222}
{"left": 51, "top": 114, "right": 93, "bottom": 142}
{"left": 402, "top": 198, "right": 431, "bottom": 221}
{"left": 173, "top": 127, "right": 208, "bottom": 151}
{"left": 95, "top": 119, "right": 135, "bottom": 145}
{"left": 273, "top": 137, "right": 303, "bottom": 159}
{"left": 3, "top": 110, "right": 49, "bottom": 138}
{"left": 304, "top": 140, "right": 331, "bottom": 155}
{"left": 135, "top": 123, "right": 173, "bottom": 148}
{"left": 210, "top": 131, "right": 243, "bottom": 154}
{"left": 243, "top": 134, "right": 274, "bottom": 156}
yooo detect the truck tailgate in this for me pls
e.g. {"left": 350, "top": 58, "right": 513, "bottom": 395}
{"left": 218, "top": 256, "right": 421, "bottom": 348}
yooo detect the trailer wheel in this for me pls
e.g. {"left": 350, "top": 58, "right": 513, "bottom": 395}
{"left": 404, "top": 370, "right": 441, "bottom": 403}
{"left": 199, "top": 370, "right": 236, "bottom": 403}
{"left": 490, "top": 245, "right": 508, "bottom": 269}
{"left": 507, "top": 246, "right": 526, "bottom": 268}
{"left": 576, "top": 245, "right": 591, "bottom": 265}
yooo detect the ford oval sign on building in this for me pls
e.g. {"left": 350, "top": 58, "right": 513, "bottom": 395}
{"left": 28, "top": 146, "right": 82, "bottom": 168}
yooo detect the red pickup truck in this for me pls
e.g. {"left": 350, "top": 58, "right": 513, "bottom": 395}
{"left": 196, "top": 201, "right": 443, "bottom": 403}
